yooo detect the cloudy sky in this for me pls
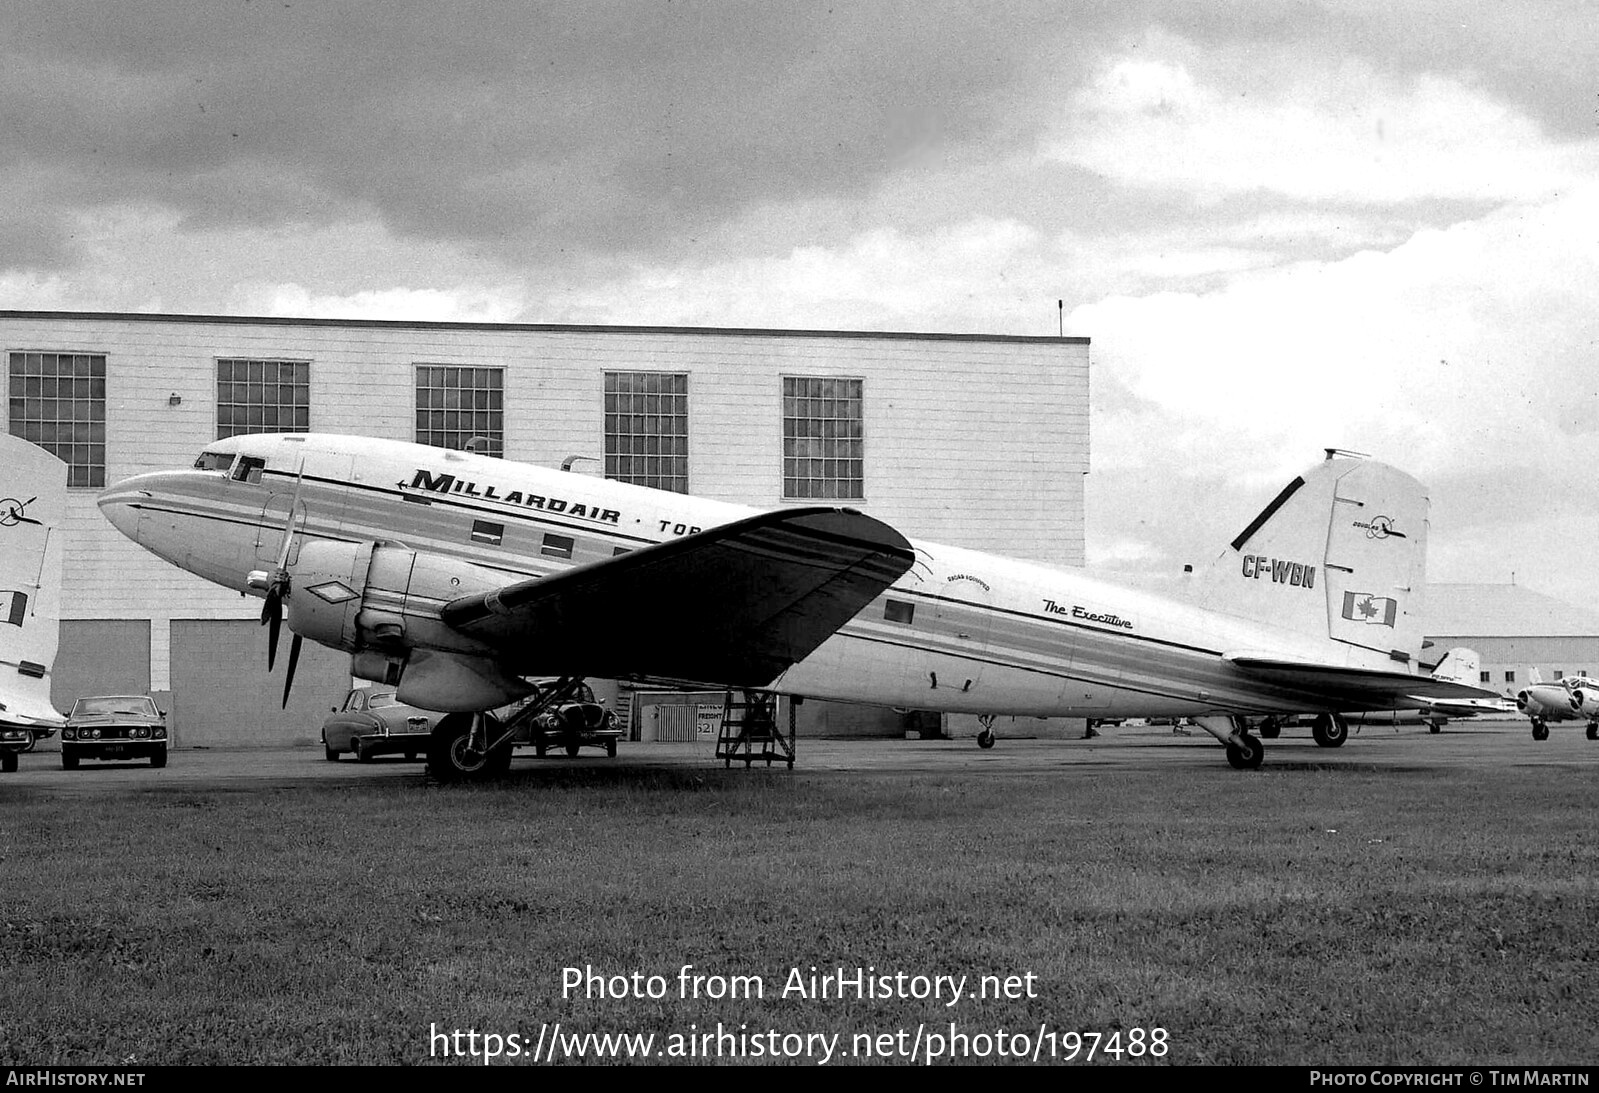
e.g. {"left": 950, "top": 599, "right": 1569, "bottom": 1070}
{"left": 3, "top": 2, "right": 1597, "bottom": 610}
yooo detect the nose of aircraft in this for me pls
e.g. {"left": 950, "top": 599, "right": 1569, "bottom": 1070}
{"left": 97, "top": 475, "right": 153, "bottom": 543}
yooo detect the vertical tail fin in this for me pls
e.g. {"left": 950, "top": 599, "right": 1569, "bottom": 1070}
{"left": 1190, "top": 455, "right": 1430, "bottom": 664}
{"left": 1430, "top": 647, "right": 1480, "bottom": 684}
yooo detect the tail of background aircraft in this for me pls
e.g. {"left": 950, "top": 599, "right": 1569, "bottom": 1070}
{"left": 0, "top": 436, "right": 67, "bottom": 729}
{"left": 1189, "top": 454, "right": 1429, "bottom": 664}
{"left": 1430, "top": 647, "right": 1481, "bottom": 684}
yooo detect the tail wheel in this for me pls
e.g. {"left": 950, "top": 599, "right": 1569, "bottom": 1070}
{"left": 1311, "top": 713, "right": 1348, "bottom": 748}
{"left": 976, "top": 730, "right": 996, "bottom": 749}
{"left": 1225, "top": 732, "right": 1264, "bottom": 770}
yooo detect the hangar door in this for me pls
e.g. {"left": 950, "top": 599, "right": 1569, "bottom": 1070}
{"left": 52, "top": 620, "right": 151, "bottom": 714}
{"left": 170, "top": 620, "right": 351, "bottom": 747}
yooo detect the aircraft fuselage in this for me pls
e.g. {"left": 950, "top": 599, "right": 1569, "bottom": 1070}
{"left": 98, "top": 434, "right": 1421, "bottom": 720}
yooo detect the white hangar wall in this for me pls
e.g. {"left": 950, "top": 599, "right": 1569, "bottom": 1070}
{"left": 2, "top": 311, "right": 1090, "bottom": 744}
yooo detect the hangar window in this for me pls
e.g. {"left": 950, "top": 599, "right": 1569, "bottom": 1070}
{"left": 416, "top": 366, "right": 503, "bottom": 458}
{"left": 471, "top": 520, "right": 504, "bottom": 546}
{"left": 541, "top": 533, "right": 574, "bottom": 559}
{"left": 216, "top": 359, "right": 310, "bottom": 438}
{"left": 604, "top": 372, "right": 688, "bottom": 492}
{"left": 7, "top": 351, "right": 106, "bottom": 488}
{"left": 782, "top": 376, "right": 863, "bottom": 500}
{"left": 1479, "top": 671, "right": 1490, "bottom": 684}
{"left": 1505, "top": 671, "right": 1516, "bottom": 683}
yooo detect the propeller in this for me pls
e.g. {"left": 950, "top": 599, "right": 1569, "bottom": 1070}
{"left": 281, "top": 633, "right": 303, "bottom": 709}
{"left": 254, "top": 463, "right": 306, "bottom": 698}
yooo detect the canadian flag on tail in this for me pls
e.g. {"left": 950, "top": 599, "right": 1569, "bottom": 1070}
{"left": 1341, "top": 591, "right": 1397, "bottom": 627}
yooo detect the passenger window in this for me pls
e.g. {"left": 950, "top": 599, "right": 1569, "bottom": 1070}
{"left": 472, "top": 520, "right": 505, "bottom": 546}
{"left": 884, "top": 599, "right": 915, "bottom": 625}
{"left": 541, "top": 534, "right": 575, "bottom": 559}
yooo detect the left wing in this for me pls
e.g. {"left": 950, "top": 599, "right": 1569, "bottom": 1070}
{"left": 441, "top": 507, "right": 914, "bottom": 687}
{"left": 1225, "top": 652, "right": 1503, "bottom": 706}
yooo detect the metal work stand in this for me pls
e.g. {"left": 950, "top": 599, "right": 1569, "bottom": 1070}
{"left": 715, "top": 689, "right": 796, "bottom": 769}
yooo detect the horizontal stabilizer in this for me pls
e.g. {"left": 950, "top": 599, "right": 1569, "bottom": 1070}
{"left": 1225, "top": 652, "right": 1503, "bottom": 704}
{"left": 442, "top": 507, "right": 915, "bottom": 687}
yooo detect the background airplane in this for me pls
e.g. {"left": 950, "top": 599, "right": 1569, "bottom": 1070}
{"left": 98, "top": 436, "right": 1493, "bottom": 778}
{"left": 1515, "top": 668, "right": 1599, "bottom": 741}
{"left": 0, "top": 435, "right": 67, "bottom": 772}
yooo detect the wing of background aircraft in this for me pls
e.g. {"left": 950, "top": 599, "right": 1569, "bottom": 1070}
{"left": 441, "top": 506, "right": 916, "bottom": 687}
{"left": 1, "top": 435, "right": 68, "bottom": 768}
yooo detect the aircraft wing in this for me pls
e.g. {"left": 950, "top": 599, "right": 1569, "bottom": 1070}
{"left": 1225, "top": 653, "right": 1503, "bottom": 704}
{"left": 440, "top": 507, "right": 915, "bottom": 687}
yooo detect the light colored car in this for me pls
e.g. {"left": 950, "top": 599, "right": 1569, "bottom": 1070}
{"left": 320, "top": 687, "right": 441, "bottom": 762}
{"left": 61, "top": 696, "right": 168, "bottom": 769}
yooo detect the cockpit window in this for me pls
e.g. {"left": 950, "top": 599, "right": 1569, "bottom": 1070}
{"left": 231, "top": 456, "right": 266, "bottom": 484}
{"left": 193, "top": 451, "right": 235, "bottom": 472}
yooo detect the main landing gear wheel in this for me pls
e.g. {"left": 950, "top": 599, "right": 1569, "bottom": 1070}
{"left": 1587, "top": 723, "right": 1598, "bottom": 741}
{"left": 975, "top": 713, "right": 997, "bottom": 749}
{"left": 1531, "top": 719, "right": 1549, "bottom": 741}
{"left": 1311, "top": 713, "right": 1348, "bottom": 748}
{"left": 427, "top": 713, "right": 513, "bottom": 783}
{"left": 1225, "top": 732, "right": 1265, "bottom": 770}
{"left": 1258, "top": 717, "right": 1281, "bottom": 740}
{"left": 1, "top": 751, "right": 16, "bottom": 774}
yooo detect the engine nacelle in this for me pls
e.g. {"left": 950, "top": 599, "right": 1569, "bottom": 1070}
{"left": 284, "top": 539, "right": 531, "bottom": 710}
{"left": 1571, "top": 687, "right": 1599, "bottom": 718}
{"left": 1516, "top": 685, "right": 1567, "bottom": 719}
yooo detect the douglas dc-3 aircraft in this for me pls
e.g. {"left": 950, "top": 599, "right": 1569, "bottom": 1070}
{"left": 1515, "top": 669, "right": 1599, "bottom": 741}
{"left": 97, "top": 435, "right": 1492, "bottom": 779}
{"left": 1, "top": 435, "right": 67, "bottom": 772}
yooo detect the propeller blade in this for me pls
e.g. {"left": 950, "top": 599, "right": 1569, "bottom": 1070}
{"left": 281, "top": 632, "right": 302, "bottom": 709}
{"left": 273, "top": 461, "right": 307, "bottom": 572}
{"left": 265, "top": 589, "right": 282, "bottom": 671}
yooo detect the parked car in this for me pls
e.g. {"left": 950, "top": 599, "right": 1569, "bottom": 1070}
{"left": 60, "top": 696, "right": 167, "bottom": 769}
{"left": 320, "top": 687, "right": 441, "bottom": 761}
{"left": 527, "top": 681, "right": 622, "bottom": 758}
{"left": 1, "top": 723, "right": 31, "bottom": 772}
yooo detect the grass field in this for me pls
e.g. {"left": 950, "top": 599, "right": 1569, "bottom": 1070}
{"left": 1, "top": 753, "right": 1596, "bottom": 1065}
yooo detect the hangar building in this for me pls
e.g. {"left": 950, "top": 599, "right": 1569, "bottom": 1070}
{"left": 1425, "top": 583, "right": 1599, "bottom": 697}
{"left": 1, "top": 310, "right": 1090, "bottom": 746}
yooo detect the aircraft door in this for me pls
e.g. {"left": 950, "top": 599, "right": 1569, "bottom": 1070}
{"left": 925, "top": 573, "right": 995, "bottom": 698}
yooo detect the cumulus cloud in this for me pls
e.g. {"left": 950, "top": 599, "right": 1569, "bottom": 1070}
{"left": 1053, "top": 54, "right": 1587, "bottom": 205}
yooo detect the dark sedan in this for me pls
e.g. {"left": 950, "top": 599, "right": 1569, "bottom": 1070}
{"left": 320, "top": 688, "right": 441, "bottom": 761}
{"left": 61, "top": 696, "right": 168, "bottom": 769}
